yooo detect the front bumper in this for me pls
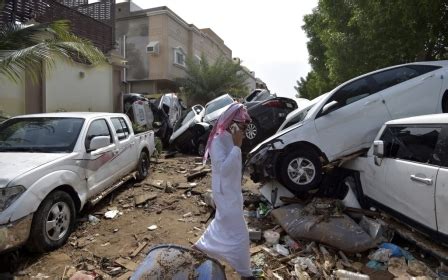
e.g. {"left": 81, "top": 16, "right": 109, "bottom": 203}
{"left": 245, "top": 147, "right": 280, "bottom": 183}
{"left": 0, "top": 214, "right": 33, "bottom": 253}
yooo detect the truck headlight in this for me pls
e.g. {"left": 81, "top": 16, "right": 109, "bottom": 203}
{"left": 0, "top": 186, "right": 25, "bottom": 212}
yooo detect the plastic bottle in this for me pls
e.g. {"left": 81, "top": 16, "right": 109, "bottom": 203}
{"left": 334, "top": 269, "right": 370, "bottom": 280}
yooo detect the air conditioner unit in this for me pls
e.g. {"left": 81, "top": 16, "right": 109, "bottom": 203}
{"left": 146, "top": 41, "right": 160, "bottom": 54}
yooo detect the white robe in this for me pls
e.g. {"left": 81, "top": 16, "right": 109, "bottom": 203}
{"left": 195, "top": 131, "right": 252, "bottom": 277}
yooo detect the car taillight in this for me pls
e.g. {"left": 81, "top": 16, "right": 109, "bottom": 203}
{"left": 262, "top": 100, "right": 284, "bottom": 108}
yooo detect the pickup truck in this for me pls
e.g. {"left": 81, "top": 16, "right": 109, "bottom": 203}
{"left": 342, "top": 114, "right": 448, "bottom": 241}
{"left": 0, "top": 112, "right": 155, "bottom": 253}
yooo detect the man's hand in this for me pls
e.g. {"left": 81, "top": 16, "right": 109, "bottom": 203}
{"left": 232, "top": 128, "right": 244, "bottom": 147}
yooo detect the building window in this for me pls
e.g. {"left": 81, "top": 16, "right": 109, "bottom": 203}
{"left": 174, "top": 47, "right": 186, "bottom": 67}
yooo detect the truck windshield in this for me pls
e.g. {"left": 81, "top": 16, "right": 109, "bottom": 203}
{"left": 0, "top": 118, "right": 84, "bottom": 153}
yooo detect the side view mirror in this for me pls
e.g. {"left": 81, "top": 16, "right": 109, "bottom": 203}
{"left": 373, "top": 140, "right": 384, "bottom": 166}
{"left": 321, "top": 100, "right": 338, "bottom": 115}
{"left": 88, "top": 136, "right": 110, "bottom": 152}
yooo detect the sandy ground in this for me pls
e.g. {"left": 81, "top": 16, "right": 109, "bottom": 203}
{"left": 1, "top": 154, "right": 267, "bottom": 280}
{"left": 0, "top": 153, "right": 441, "bottom": 279}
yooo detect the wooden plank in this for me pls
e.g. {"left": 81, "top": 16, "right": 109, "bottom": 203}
{"left": 130, "top": 242, "right": 148, "bottom": 258}
{"left": 134, "top": 193, "right": 158, "bottom": 205}
{"left": 115, "top": 258, "right": 138, "bottom": 271}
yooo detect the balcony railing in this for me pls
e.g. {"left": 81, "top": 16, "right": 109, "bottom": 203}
{"left": 0, "top": 0, "right": 115, "bottom": 53}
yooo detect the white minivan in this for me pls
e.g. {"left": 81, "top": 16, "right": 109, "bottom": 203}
{"left": 247, "top": 61, "right": 448, "bottom": 192}
{"left": 343, "top": 114, "right": 448, "bottom": 239}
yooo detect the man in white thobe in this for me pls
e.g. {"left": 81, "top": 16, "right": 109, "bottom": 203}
{"left": 194, "top": 103, "right": 254, "bottom": 279}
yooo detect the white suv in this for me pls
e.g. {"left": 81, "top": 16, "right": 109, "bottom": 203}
{"left": 247, "top": 61, "right": 448, "bottom": 193}
{"left": 343, "top": 114, "right": 448, "bottom": 238}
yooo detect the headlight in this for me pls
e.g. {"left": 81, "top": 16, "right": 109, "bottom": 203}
{"left": 0, "top": 185, "right": 26, "bottom": 212}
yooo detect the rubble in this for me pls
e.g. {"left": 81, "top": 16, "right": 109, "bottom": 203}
{"left": 134, "top": 193, "right": 158, "bottom": 205}
{"left": 147, "top": 225, "right": 158, "bottom": 231}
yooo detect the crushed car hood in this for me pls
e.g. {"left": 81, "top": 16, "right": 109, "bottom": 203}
{"left": 0, "top": 153, "right": 67, "bottom": 188}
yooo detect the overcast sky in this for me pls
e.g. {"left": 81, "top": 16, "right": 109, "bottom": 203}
{"left": 121, "top": 0, "right": 318, "bottom": 98}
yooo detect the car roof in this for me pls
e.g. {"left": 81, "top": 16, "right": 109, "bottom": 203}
{"left": 12, "top": 112, "right": 126, "bottom": 120}
{"left": 206, "top": 94, "right": 233, "bottom": 106}
{"left": 386, "top": 114, "right": 448, "bottom": 125}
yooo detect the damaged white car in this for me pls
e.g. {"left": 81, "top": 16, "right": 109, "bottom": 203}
{"left": 246, "top": 61, "right": 448, "bottom": 193}
{"left": 343, "top": 114, "right": 448, "bottom": 239}
{"left": 0, "top": 113, "right": 154, "bottom": 253}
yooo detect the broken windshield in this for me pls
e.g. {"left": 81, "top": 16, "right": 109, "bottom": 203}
{"left": 0, "top": 118, "right": 84, "bottom": 153}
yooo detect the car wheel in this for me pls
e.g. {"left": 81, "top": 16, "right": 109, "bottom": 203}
{"left": 27, "top": 191, "right": 76, "bottom": 252}
{"left": 442, "top": 90, "right": 448, "bottom": 113}
{"left": 279, "top": 150, "right": 322, "bottom": 192}
{"left": 136, "top": 150, "right": 150, "bottom": 181}
{"left": 197, "top": 141, "right": 206, "bottom": 157}
{"left": 245, "top": 121, "right": 260, "bottom": 142}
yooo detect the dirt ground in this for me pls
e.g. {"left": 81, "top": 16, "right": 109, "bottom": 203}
{"left": 0, "top": 153, "right": 442, "bottom": 279}
{"left": 2, "top": 153, "right": 267, "bottom": 280}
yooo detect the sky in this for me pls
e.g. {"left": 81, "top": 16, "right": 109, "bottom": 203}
{"left": 119, "top": 0, "right": 318, "bottom": 98}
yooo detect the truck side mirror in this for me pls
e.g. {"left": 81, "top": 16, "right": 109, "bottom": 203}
{"left": 88, "top": 136, "right": 110, "bottom": 152}
{"left": 373, "top": 140, "right": 384, "bottom": 166}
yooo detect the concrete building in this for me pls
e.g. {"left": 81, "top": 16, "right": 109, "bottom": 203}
{"left": 0, "top": 0, "right": 124, "bottom": 117}
{"left": 115, "top": 2, "right": 232, "bottom": 95}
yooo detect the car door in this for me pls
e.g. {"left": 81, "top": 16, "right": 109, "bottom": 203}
{"left": 110, "top": 117, "right": 136, "bottom": 176}
{"left": 83, "top": 118, "right": 120, "bottom": 196}
{"left": 373, "top": 65, "right": 444, "bottom": 119}
{"left": 314, "top": 77, "right": 391, "bottom": 159}
{"left": 378, "top": 125, "right": 442, "bottom": 230}
{"left": 435, "top": 125, "right": 448, "bottom": 235}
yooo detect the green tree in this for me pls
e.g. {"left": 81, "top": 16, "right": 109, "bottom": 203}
{"left": 0, "top": 12, "right": 106, "bottom": 84}
{"left": 177, "top": 55, "right": 248, "bottom": 105}
{"left": 296, "top": 0, "right": 448, "bottom": 98}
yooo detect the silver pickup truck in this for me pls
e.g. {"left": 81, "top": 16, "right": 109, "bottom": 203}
{"left": 0, "top": 112, "right": 155, "bottom": 253}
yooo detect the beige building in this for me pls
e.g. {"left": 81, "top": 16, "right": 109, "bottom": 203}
{"left": 115, "top": 2, "right": 232, "bottom": 94}
{"left": 0, "top": 56, "right": 124, "bottom": 117}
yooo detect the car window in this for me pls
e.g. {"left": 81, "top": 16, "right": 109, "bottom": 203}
{"left": 280, "top": 109, "right": 310, "bottom": 131}
{"left": 182, "top": 110, "right": 196, "bottom": 126}
{"left": 85, "top": 119, "right": 112, "bottom": 150}
{"left": 205, "top": 95, "right": 234, "bottom": 115}
{"left": 380, "top": 125, "right": 442, "bottom": 165}
{"left": 371, "top": 65, "right": 440, "bottom": 93}
{"left": 111, "top": 117, "right": 130, "bottom": 141}
{"left": 323, "top": 78, "right": 372, "bottom": 113}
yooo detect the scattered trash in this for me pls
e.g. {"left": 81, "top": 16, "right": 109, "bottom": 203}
{"left": 283, "top": 235, "right": 300, "bottom": 250}
{"left": 148, "top": 225, "right": 158, "bottom": 231}
{"left": 258, "top": 180, "right": 295, "bottom": 208}
{"left": 88, "top": 215, "right": 100, "bottom": 225}
{"left": 115, "top": 257, "right": 138, "bottom": 271}
{"left": 368, "top": 248, "right": 392, "bottom": 262}
{"left": 274, "top": 244, "right": 289, "bottom": 256}
{"left": 182, "top": 212, "right": 192, "bottom": 218}
{"left": 263, "top": 230, "right": 280, "bottom": 245}
{"left": 249, "top": 228, "right": 262, "bottom": 241}
{"left": 379, "top": 243, "right": 414, "bottom": 260}
{"left": 257, "top": 202, "right": 271, "bottom": 218}
{"left": 272, "top": 202, "right": 375, "bottom": 253}
{"left": 334, "top": 269, "right": 370, "bottom": 279}
{"left": 366, "top": 260, "right": 387, "bottom": 271}
{"left": 131, "top": 242, "right": 148, "bottom": 258}
{"left": 359, "top": 216, "right": 384, "bottom": 241}
{"left": 104, "top": 210, "right": 120, "bottom": 219}
{"left": 388, "top": 257, "right": 408, "bottom": 278}
{"left": 68, "top": 271, "right": 94, "bottom": 280}
{"left": 290, "top": 257, "right": 319, "bottom": 275}
{"left": 164, "top": 181, "right": 176, "bottom": 193}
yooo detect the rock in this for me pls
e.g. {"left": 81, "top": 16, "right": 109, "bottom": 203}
{"left": 88, "top": 215, "right": 100, "bottom": 225}
{"left": 147, "top": 225, "right": 158, "bottom": 231}
{"left": 104, "top": 210, "right": 119, "bottom": 219}
{"left": 164, "top": 182, "right": 176, "bottom": 193}
{"left": 134, "top": 193, "right": 158, "bottom": 205}
{"left": 183, "top": 212, "right": 192, "bottom": 218}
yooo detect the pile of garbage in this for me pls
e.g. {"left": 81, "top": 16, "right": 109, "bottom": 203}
{"left": 244, "top": 195, "right": 442, "bottom": 279}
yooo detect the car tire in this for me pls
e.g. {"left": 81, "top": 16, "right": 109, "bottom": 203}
{"left": 442, "top": 90, "right": 448, "bottom": 113}
{"left": 197, "top": 141, "right": 206, "bottom": 157}
{"left": 27, "top": 191, "right": 76, "bottom": 253}
{"left": 136, "top": 151, "right": 150, "bottom": 181}
{"left": 279, "top": 149, "right": 323, "bottom": 192}
{"left": 245, "top": 120, "right": 260, "bottom": 143}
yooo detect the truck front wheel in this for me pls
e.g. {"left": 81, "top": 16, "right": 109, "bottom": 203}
{"left": 136, "top": 151, "right": 150, "bottom": 181}
{"left": 27, "top": 191, "right": 76, "bottom": 252}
